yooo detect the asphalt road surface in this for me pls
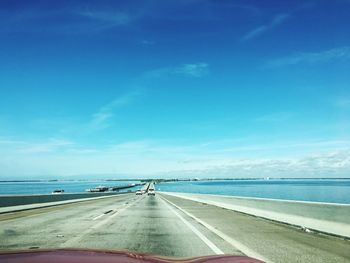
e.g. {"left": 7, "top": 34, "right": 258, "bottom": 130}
{"left": 0, "top": 192, "right": 349, "bottom": 262}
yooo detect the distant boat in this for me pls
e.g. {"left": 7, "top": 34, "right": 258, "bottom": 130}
{"left": 52, "top": 189, "right": 64, "bottom": 194}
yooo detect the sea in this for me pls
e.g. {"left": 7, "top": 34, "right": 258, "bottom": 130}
{"left": 156, "top": 179, "right": 350, "bottom": 204}
{"left": 0, "top": 180, "right": 141, "bottom": 195}
{"left": 1, "top": 179, "right": 350, "bottom": 204}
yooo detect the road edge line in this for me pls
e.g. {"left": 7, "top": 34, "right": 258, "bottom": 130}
{"left": 160, "top": 194, "right": 270, "bottom": 263}
{"left": 159, "top": 196, "right": 224, "bottom": 255}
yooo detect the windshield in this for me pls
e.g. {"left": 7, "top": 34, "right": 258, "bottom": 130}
{"left": 0, "top": 1, "right": 350, "bottom": 262}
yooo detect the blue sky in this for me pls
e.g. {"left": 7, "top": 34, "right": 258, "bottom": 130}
{"left": 0, "top": 0, "right": 349, "bottom": 179}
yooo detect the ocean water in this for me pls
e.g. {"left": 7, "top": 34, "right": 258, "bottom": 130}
{"left": 0, "top": 181, "right": 141, "bottom": 195}
{"left": 1, "top": 179, "right": 350, "bottom": 204}
{"left": 156, "top": 179, "right": 350, "bottom": 204}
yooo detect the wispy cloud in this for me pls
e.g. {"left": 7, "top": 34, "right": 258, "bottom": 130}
{"left": 140, "top": 40, "right": 155, "bottom": 45}
{"left": 77, "top": 9, "right": 132, "bottom": 27}
{"left": 267, "top": 46, "right": 350, "bottom": 67}
{"left": 241, "top": 13, "right": 290, "bottom": 41}
{"left": 164, "top": 149, "right": 350, "bottom": 178}
{"left": 211, "top": 140, "right": 350, "bottom": 155}
{"left": 146, "top": 63, "right": 209, "bottom": 78}
{"left": 175, "top": 63, "right": 209, "bottom": 77}
{"left": 0, "top": 5, "right": 133, "bottom": 34}
{"left": 18, "top": 139, "right": 74, "bottom": 154}
{"left": 89, "top": 92, "right": 141, "bottom": 130}
{"left": 1, "top": 136, "right": 350, "bottom": 178}
{"left": 0, "top": 138, "right": 25, "bottom": 145}
{"left": 0, "top": 138, "right": 75, "bottom": 154}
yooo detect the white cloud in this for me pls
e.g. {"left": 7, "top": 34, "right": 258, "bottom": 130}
{"left": 89, "top": 92, "right": 141, "bottom": 130}
{"left": 3, "top": 138, "right": 75, "bottom": 154}
{"left": 241, "top": 13, "right": 289, "bottom": 41}
{"left": 165, "top": 150, "right": 350, "bottom": 178}
{"left": 267, "top": 46, "right": 350, "bottom": 67}
{"left": 1, "top": 137, "right": 350, "bottom": 179}
{"left": 141, "top": 40, "right": 155, "bottom": 45}
{"left": 29, "top": 91, "right": 143, "bottom": 135}
{"left": 174, "top": 63, "right": 209, "bottom": 77}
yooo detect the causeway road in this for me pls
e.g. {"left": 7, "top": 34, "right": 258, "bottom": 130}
{"left": 0, "top": 192, "right": 349, "bottom": 262}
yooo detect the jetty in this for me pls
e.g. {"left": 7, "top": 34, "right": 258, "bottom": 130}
{"left": 86, "top": 183, "right": 140, "bottom": 192}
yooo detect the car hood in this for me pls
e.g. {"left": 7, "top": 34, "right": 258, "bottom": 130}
{"left": 0, "top": 248, "right": 264, "bottom": 263}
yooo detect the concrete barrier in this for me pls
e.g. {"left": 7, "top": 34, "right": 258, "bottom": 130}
{"left": 0, "top": 192, "right": 130, "bottom": 208}
{"left": 161, "top": 192, "right": 350, "bottom": 238}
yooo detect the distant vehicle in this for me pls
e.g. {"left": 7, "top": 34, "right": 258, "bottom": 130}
{"left": 147, "top": 189, "right": 155, "bottom": 196}
{"left": 135, "top": 190, "right": 143, "bottom": 195}
{"left": 52, "top": 189, "right": 64, "bottom": 194}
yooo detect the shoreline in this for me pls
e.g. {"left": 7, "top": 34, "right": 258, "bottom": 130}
{"left": 1, "top": 177, "right": 350, "bottom": 183}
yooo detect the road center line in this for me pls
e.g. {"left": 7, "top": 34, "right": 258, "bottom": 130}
{"left": 92, "top": 214, "right": 105, "bottom": 220}
{"left": 160, "top": 196, "right": 224, "bottom": 255}
{"left": 161, "top": 195, "right": 269, "bottom": 262}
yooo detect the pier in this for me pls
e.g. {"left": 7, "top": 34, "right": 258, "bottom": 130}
{"left": 0, "top": 188, "right": 349, "bottom": 262}
{"left": 87, "top": 183, "right": 141, "bottom": 192}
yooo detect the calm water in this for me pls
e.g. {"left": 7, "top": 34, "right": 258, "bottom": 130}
{"left": 1, "top": 179, "right": 350, "bottom": 204}
{"left": 0, "top": 181, "right": 141, "bottom": 195}
{"left": 156, "top": 179, "right": 350, "bottom": 204}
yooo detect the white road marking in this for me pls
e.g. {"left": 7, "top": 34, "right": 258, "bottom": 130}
{"left": 61, "top": 196, "right": 143, "bottom": 247}
{"left": 92, "top": 214, "right": 105, "bottom": 220}
{"left": 160, "top": 196, "right": 224, "bottom": 255}
{"left": 161, "top": 195, "right": 270, "bottom": 263}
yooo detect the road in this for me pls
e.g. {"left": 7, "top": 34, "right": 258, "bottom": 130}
{"left": 0, "top": 192, "right": 349, "bottom": 262}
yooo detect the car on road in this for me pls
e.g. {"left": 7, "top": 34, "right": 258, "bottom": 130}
{"left": 135, "top": 190, "right": 143, "bottom": 195}
{"left": 147, "top": 189, "right": 155, "bottom": 196}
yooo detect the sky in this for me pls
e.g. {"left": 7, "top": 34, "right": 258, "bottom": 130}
{"left": 0, "top": 0, "right": 350, "bottom": 179}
